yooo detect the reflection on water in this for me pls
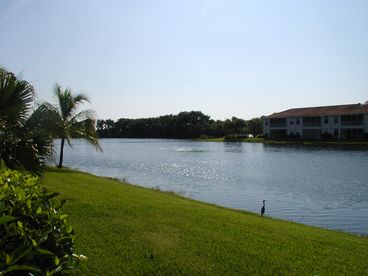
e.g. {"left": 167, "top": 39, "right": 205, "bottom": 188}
{"left": 57, "top": 139, "right": 368, "bottom": 235}
{"left": 224, "top": 142, "right": 243, "bottom": 153}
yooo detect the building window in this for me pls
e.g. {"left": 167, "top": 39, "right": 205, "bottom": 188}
{"left": 290, "top": 120, "right": 294, "bottom": 125}
{"left": 324, "top": 116, "right": 329, "bottom": 124}
{"left": 303, "top": 129, "right": 322, "bottom": 139}
{"left": 296, "top": 118, "right": 300, "bottom": 125}
{"left": 302, "top": 117, "right": 321, "bottom": 127}
{"left": 341, "top": 128, "right": 364, "bottom": 139}
{"left": 334, "top": 116, "right": 339, "bottom": 124}
{"left": 341, "top": 115, "right": 363, "bottom": 126}
{"left": 270, "top": 118, "right": 286, "bottom": 127}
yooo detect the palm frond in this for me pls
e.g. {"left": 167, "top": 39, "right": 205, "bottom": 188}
{"left": 0, "top": 113, "right": 54, "bottom": 177}
{"left": 70, "top": 109, "right": 96, "bottom": 123}
{"left": 53, "top": 83, "right": 90, "bottom": 120}
{"left": 0, "top": 68, "right": 51, "bottom": 175}
{"left": 74, "top": 94, "right": 89, "bottom": 104}
{"left": 1, "top": 137, "right": 53, "bottom": 176}
{"left": 0, "top": 68, "right": 34, "bottom": 127}
{"left": 26, "top": 103, "right": 63, "bottom": 136}
{"left": 71, "top": 118, "right": 102, "bottom": 151}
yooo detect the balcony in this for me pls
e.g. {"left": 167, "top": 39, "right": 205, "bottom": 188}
{"left": 270, "top": 118, "right": 286, "bottom": 128}
{"left": 270, "top": 123, "right": 286, "bottom": 128}
{"left": 303, "top": 122, "right": 321, "bottom": 127}
{"left": 341, "top": 121, "right": 363, "bottom": 126}
{"left": 302, "top": 117, "right": 321, "bottom": 127}
{"left": 340, "top": 115, "right": 363, "bottom": 126}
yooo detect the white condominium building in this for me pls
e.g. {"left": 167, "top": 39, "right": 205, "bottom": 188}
{"left": 263, "top": 103, "right": 368, "bottom": 139}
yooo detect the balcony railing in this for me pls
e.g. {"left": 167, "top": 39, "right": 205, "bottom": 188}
{"left": 270, "top": 124, "right": 286, "bottom": 128}
{"left": 302, "top": 117, "right": 321, "bottom": 127}
{"left": 341, "top": 121, "right": 363, "bottom": 126}
{"left": 340, "top": 115, "right": 363, "bottom": 126}
{"left": 303, "top": 122, "right": 321, "bottom": 127}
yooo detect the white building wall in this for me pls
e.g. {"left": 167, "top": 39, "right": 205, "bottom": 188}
{"left": 285, "top": 117, "right": 302, "bottom": 136}
{"left": 264, "top": 113, "right": 368, "bottom": 139}
{"left": 321, "top": 116, "right": 335, "bottom": 136}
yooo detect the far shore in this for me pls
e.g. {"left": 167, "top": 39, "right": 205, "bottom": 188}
{"left": 199, "top": 137, "right": 368, "bottom": 146}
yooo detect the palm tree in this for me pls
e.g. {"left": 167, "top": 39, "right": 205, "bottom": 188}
{"left": 42, "top": 83, "right": 101, "bottom": 168}
{"left": 0, "top": 68, "right": 54, "bottom": 175}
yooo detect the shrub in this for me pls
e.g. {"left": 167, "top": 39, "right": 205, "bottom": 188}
{"left": 0, "top": 169, "right": 85, "bottom": 275}
{"left": 321, "top": 132, "right": 334, "bottom": 140}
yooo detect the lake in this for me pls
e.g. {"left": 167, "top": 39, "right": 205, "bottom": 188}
{"left": 55, "top": 139, "right": 368, "bottom": 235}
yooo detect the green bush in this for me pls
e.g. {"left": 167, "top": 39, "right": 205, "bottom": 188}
{"left": 0, "top": 169, "right": 85, "bottom": 275}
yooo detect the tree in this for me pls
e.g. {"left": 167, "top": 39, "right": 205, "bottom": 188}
{"left": 247, "top": 117, "right": 263, "bottom": 137}
{"left": 42, "top": 83, "right": 101, "bottom": 168}
{"left": 0, "top": 68, "right": 54, "bottom": 175}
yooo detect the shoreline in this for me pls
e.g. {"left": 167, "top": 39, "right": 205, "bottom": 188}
{"left": 42, "top": 168, "right": 368, "bottom": 274}
{"left": 95, "top": 137, "right": 368, "bottom": 147}
{"left": 200, "top": 137, "right": 368, "bottom": 146}
{"left": 61, "top": 163, "right": 368, "bottom": 238}
{"left": 57, "top": 167, "right": 367, "bottom": 237}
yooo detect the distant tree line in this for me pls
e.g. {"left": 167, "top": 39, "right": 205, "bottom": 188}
{"left": 97, "top": 111, "right": 263, "bottom": 139}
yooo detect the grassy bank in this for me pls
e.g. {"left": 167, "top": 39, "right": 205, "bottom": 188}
{"left": 43, "top": 168, "right": 368, "bottom": 275}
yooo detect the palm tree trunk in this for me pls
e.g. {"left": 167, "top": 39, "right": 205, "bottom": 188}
{"left": 58, "top": 137, "right": 65, "bottom": 168}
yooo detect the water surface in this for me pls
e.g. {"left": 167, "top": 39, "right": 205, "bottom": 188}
{"left": 56, "top": 139, "right": 368, "bottom": 235}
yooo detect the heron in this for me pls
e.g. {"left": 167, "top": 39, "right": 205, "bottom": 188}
{"left": 261, "top": 200, "right": 266, "bottom": 216}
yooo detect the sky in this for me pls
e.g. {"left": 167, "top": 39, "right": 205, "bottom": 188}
{"left": 1, "top": 0, "right": 368, "bottom": 120}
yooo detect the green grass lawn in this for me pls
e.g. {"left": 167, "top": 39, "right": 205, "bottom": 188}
{"left": 43, "top": 168, "right": 368, "bottom": 275}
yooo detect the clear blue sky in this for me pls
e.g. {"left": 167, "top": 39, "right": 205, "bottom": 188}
{"left": 1, "top": 0, "right": 368, "bottom": 120}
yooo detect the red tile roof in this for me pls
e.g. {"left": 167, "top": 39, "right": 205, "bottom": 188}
{"left": 267, "top": 103, "right": 368, "bottom": 118}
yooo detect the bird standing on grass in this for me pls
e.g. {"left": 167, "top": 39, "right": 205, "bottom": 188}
{"left": 261, "top": 200, "right": 266, "bottom": 216}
